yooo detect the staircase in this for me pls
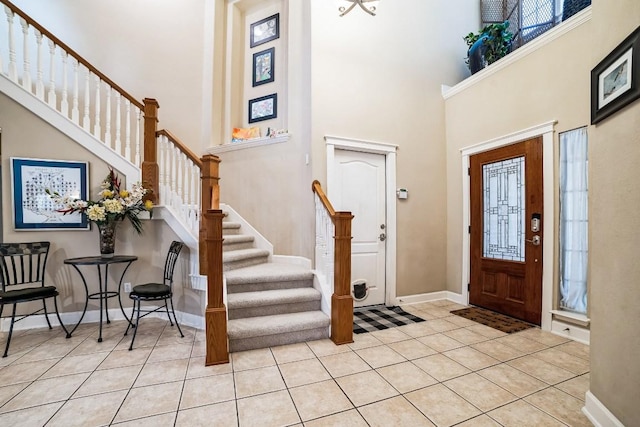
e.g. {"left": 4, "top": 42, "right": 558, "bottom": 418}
{"left": 222, "top": 216, "right": 330, "bottom": 352}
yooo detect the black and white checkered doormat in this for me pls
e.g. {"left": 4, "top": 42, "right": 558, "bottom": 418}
{"left": 353, "top": 305, "right": 426, "bottom": 334}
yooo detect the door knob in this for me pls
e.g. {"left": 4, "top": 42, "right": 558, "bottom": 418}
{"left": 526, "top": 235, "right": 541, "bottom": 245}
{"left": 379, "top": 233, "right": 386, "bottom": 242}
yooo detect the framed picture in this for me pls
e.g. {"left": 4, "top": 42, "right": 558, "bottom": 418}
{"left": 11, "top": 157, "right": 89, "bottom": 230}
{"left": 591, "top": 25, "right": 640, "bottom": 124}
{"left": 250, "top": 13, "right": 279, "bottom": 48}
{"left": 248, "top": 93, "right": 278, "bottom": 123}
{"left": 253, "top": 47, "right": 275, "bottom": 87}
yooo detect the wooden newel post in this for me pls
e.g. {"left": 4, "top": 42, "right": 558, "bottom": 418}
{"left": 142, "top": 98, "right": 159, "bottom": 204}
{"left": 331, "top": 211, "right": 355, "bottom": 345}
{"left": 204, "top": 208, "right": 228, "bottom": 365}
{"left": 199, "top": 154, "right": 221, "bottom": 276}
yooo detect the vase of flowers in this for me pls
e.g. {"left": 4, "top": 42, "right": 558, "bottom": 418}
{"left": 47, "top": 168, "right": 153, "bottom": 257}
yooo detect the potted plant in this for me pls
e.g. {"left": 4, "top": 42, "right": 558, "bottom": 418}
{"left": 464, "top": 21, "right": 514, "bottom": 74}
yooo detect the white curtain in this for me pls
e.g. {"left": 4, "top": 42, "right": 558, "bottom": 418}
{"left": 559, "top": 127, "right": 588, "bottom": 313}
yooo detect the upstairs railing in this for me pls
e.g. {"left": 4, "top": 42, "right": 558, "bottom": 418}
{"left": 312, "top": 180, "right": 354, "bottom": 345}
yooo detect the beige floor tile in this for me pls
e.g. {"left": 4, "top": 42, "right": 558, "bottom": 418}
{"left": 41, "top": 352, "right": 108, "bottom": 379}
{"left": 175, "top": 400, "right": 237, "bottom": 427}
{"left": 355, "top": 345, "right": 406, "bottom": 368}
{"left": 115, "top": 332, "right": 161, "bottom": 351}
{"left": 307, "top": 339, "right": 352, "bottom": 357}
{"left": 289, "top": 380, "right": 353, "bottom": 421}
{"left": 98, "top": 347, "right": 152, "bottom": 370}
{"left": 0, "top": 382, "right": 28, "bottom": 407}
{"left": 68, "top": 334, "right": 122, "bottom": 356}
{"left": 516, "top": 328, "right": 570, "bottom": 346}
{"left": 0, "top": 347, "right": 31, "bottom": 368}
{"left": 534, "top": 347, "right": 590, "bottom": 375}
{"left": 0, "top": 401, "right": 62, "bottom": 427}
{"left": 464, "top": 324, "right": 508, "bottom": 339}
{"left": 477, "top": 364, "right": 547, "bottom": 398}
{"left": 279, "top": 358, "right": 331, "bottom": 388}
{"left": 406, "top": 384, "right": 482, "bottom": 426}
{"left": 443, "top": 346, "right": 500, "bottom": 371}
{"left": 111, "top": 412, "right": 177, "bottom": 426}
{"left": 237, "top": 389, "right": 301, "bottom": 426}
{"left": 134, "top": 357, "right": 189, "bottom": 387}
{"left": 412, "top": 306, "right": 452, "bottom": 319}
{"left": 444, "top": 373, "right": 518, "bottom": 412}
{"left": 156, "top": 326, "right": 195, "bottom": 347}
{"left": 387, "top": 339, "right": 437, "bottom": 360}
{"left": 525, "top": 387, "right": 593, "bottom": 426}
{"left": 495, "top": 334, "right": 549, "bottom": 353}
{"left": 347, "top": 333, "right": 384, "bottom": 350}
{"left": 508, "top": 355, "right": 576, "bottom": 385}
{"left": 412, "top": 354, "right": 471, "bottom": 382}
{"left": 423, "top": 319, "right": 460, "bottom": 333}
{"left": 442, "top": 315, "right": 478, "bottom": 328}
{"left": 186, "top": 356, "right": 233, "bottom": 379}
{"left": 556, "top": 340, "right": 590, "bottom": 360}
{"left": 417, "top": 333, "right": 465, "bottom": 352}
{"left": 190, "top": 339, "right": 206, "bottom": 358}
{"left": 319, "top": 351, "right": 371, "bottom": 378}
{"left": 46, "top": 390, "right": 128, "bottom": 427}
{"left": 0, "top": 372, "right": 89, "bottom": 413}
{"left": 444, "top": 328, "right": 491, "bottom": 345}
{"left": 0, "top": 358, "right": 59, "bottom": 386}
{"left": 429, "top": 300, "right": 454, "bottom": 307}
{"left": 304, "top": 409, "right": 368, "bottom": 427}
{"left": 231, "top": 347, "right": 276, "bottom": 371}
{"left": 455, "top": 414, "right": 502, "bottom": 426}
{"left": 369, "top": 327, "right": 412, "bottom": 344}
{"left": 74, "top": 365, "right": 142, "bottom": 398}
{"left": 270, "top": 342, "right": 315, "bottom": 363}
{"left": 113, "top": 381, "right": 183, "bottom": 423}
{"left": 359, "top": 396, "right": 435, "bottom": 427}
{"left": 147, "top": 343, "right": 193, "bottom": 363}
{"left": 18, "top": 342, "right": 74, "bottom": 363}
{"left": 335, "top": 370, "right": 399, "bottom": 407}
{"left": 471, "top": 340, "right": 526, "bottom": 362}
{"left": 234, "top": 365, "right": 286, "bottom": 398}
{"left": 488, "top": 400, "right": 565, "bottom": 426}
{"left": 555, "top": 373, "right": 589, "bottom": 401}
{"left": 376, "top": 361, "right": 438, "bottom": 393}
{"left": 180, "top": 372, "right": 235, "bottom": 409}
{"left": 395, "top": 322, "right": 439, "bottom": 339}
{"left": 398, "top": 306, "right": 437, "bottom": 320}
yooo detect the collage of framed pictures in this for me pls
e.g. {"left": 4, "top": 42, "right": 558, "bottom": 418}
{"left": 249, "top": 13, "right": 279, "bottom": 124}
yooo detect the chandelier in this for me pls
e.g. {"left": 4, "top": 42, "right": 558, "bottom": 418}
{"left": 337, "top": 0, "right": 380, "bottom": 17}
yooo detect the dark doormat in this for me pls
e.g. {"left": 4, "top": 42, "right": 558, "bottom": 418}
{"left": 353, "top": 305, "right": 425, "bottom": 334}
{"left": 450, "top": 306, "right": 536, "bottom": 334}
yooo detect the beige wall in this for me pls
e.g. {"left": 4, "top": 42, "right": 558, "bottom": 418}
{"left": 310, "top": 0, "right": 478, "bottom": 297}
{"left": 0, "top": 93, "right": 203, "bottom": 318}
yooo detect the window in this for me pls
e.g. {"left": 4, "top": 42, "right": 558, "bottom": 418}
{"left": 559, "top": 127, "right": 588, "bottom": 314}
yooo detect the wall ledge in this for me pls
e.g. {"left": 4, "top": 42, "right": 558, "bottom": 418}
{"left": 206, "top": 134, "right": 291, "bottom": 154}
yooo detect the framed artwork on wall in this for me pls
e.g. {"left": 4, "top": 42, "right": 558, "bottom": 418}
{"left": 248, "top": 93, "right": 277, "bottom": 123}
{"left": 250, "top": 13, "right": 279, "bottom": 48}
{"left": 11, "top": 157, "right": 89, "bottom": 230}
{"left": 591, "top": 25, "right": 640, "bottom": 124}
{"left": 253, "top": 47, "right": 275, "bottom": 87}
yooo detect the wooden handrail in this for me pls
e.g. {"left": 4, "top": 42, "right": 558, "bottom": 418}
{"left": 312, "top": 180, "right": 336, "bottom": 218}
{"left": 157, "top": 129, "right": 203, "bottom": 169}
{"left": 2, "top": 0, "right": 144, "bottom": 111}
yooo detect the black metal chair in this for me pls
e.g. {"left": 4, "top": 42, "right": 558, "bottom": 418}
{"left": 125, "top": 241, "right": 184, "bottom": 350}
{"left": 0, "top": 242, "right": 69, "bottom": 357}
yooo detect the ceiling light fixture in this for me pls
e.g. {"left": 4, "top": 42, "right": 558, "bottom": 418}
{"left": 338, "top": 0, "right": 379, "bottom": 17}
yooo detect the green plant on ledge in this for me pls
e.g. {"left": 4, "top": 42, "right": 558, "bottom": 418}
{"left": 464, "top": 21, "right": 514, "bottom": 73}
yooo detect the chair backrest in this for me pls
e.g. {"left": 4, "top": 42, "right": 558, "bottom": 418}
{"left": 0, "top": 242, "right": 51, "bottom": 291}
{"left": 163, "top": 241, "right": 184, "bottom": 287}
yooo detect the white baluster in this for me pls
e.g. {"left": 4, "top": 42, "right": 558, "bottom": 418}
{"left": 82, "top": 69, "right": 90, "bottom": 131}
{"left": 171, "top": 145, "right": 177, "bottom": 208}
{"left": 0, "top": 8, "right": 5, "bottom": 75}
{"left": 33, "top": 29, "right": 44, "bottom": 99}
{"left": 124, "top": 99, "right": 131, "bottom": 158}
{"left": 158, "top": 135, "right": 166, "bottom": 205}
{"left": 93, "top": 75, "right": 101, "bottom": 138}
{"left": 114, "top": 93, "right": 121, "bottom": 153}
{"left": 20, "top": 18, "right": 31, "bottom": 92}
{"left": 164, "top": 137, "right": 171, "bottom": 205}
{"left": 60, "top": 52, "right": 69, "bottom": 117}
{"left": 47, "top": 39, "right": 57, "bottom": 107}
{"left": 71, "top": 59, "right": 80, "bottom": 124}
{"left": 134, "top": 108, "right": 141, "bottom": 166}
{"left": 5, "top": 7, "right": 18, "bottom": 82}
{"left": 104, "top": 88, "right": 112, "bottom": 146}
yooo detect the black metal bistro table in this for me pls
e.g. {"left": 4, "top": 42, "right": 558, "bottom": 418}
{"left": 64, "top": 255, "right": 137, "bottom": 342}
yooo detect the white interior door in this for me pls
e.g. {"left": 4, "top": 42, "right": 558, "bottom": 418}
{"left": 332, "top": 149, "right": 386, "bottom": 307}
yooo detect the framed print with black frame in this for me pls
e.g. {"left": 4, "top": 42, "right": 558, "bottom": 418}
{"left": 591, "top": 25, "right": 640, "bottom": 124}
{"left": 11, "top": 157, "right": 89, "bottom": 230}
{"left": 250, "top": 13, "right": 279, "bottom": 48}
{"left": 253, "top": 47, "right": 275, "bottom": 87}
{"left": 248, "top": 93, "right": 277, "bottom": 123}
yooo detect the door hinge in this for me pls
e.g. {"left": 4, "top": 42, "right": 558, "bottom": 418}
{"left": 468, "top": 225, "right": 471, "bottom": 234}
{"left": 467, "top": 283, "right": 470, "bottom": 291}
{"left": 468, "top": 167, "right": 471, "bottom": 176}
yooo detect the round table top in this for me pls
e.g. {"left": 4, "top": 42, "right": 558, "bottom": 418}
{"left": 64, "top": 255, "right": 138, "bottom": 265}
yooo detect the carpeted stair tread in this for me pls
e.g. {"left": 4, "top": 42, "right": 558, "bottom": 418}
{"left": 223, "top": 222, "right": 241, "bottom": 234}
{"left": 227, "top": 288, "right": 321, "bottom": 309}
{"left": 223, "top": 235, "right": 254, "bottom": 244}
{"left": 228, "top": 311, "right": 329, "bottom": 340}
{"left": 225, "top": 262, "right": 313, "bottom": 285}
{"left": 222, "top": 248, "right": 270, "bottom": 263}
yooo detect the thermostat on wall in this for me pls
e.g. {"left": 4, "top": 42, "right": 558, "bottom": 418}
{"left": 397, "top": 188, "right": 408, "bottom": 199}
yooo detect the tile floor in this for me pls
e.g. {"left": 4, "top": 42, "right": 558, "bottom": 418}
{"left": 0, "top": 301, "right": 593, "bottom": 426}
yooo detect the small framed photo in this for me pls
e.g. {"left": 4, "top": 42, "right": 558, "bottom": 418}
{"left": 11, "top": 157, "right": 89, "bottom": 230}
{"left": 253, "top": 47, "right": 275, "bottom": 87}
{"left": 248, "top": 93, "right": 277, "bottom": 123}
{"left": 591, "top": 25, "right": 640, "bottom": 124}
{"left": 250, "top": 13, "right": 279, "bottom": 48}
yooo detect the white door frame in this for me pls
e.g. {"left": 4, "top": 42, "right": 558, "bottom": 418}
{"left": 460, "top": 121, "right": 556, "bottom": 331}
{"left": 325, "top": 135, "right": 398, "bottom": 307}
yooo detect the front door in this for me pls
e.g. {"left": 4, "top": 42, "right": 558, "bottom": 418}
{"left": 332, "top": 149, "right": 387, "bottom": 307}
{"left": 469, "top": 137, "right": 543, "bottom": 324}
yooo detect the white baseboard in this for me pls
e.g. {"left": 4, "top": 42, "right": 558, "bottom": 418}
{"left": 551, "top": 319, "right": 590, "bottom": 345}
{"left": 583, "top": 391, "right": 625, "bottom": 427}
{"left": 394, "top": 291, "right": 463, "bottom": 306}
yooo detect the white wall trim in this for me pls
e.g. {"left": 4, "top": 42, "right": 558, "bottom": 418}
{"left": 551, "top": 319, "right": 590, "bottom": 345}
{"left": 460, "top": 121, "right": 557, "bottom": 331}
{"left": 443, "top": 7, "right": 592, "bottom": 100}
{"left": 584, "top": 391, "right": 625, "bottom": 427}
{"left": 325, "top": 135, "right": 398, "bottom": 307}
